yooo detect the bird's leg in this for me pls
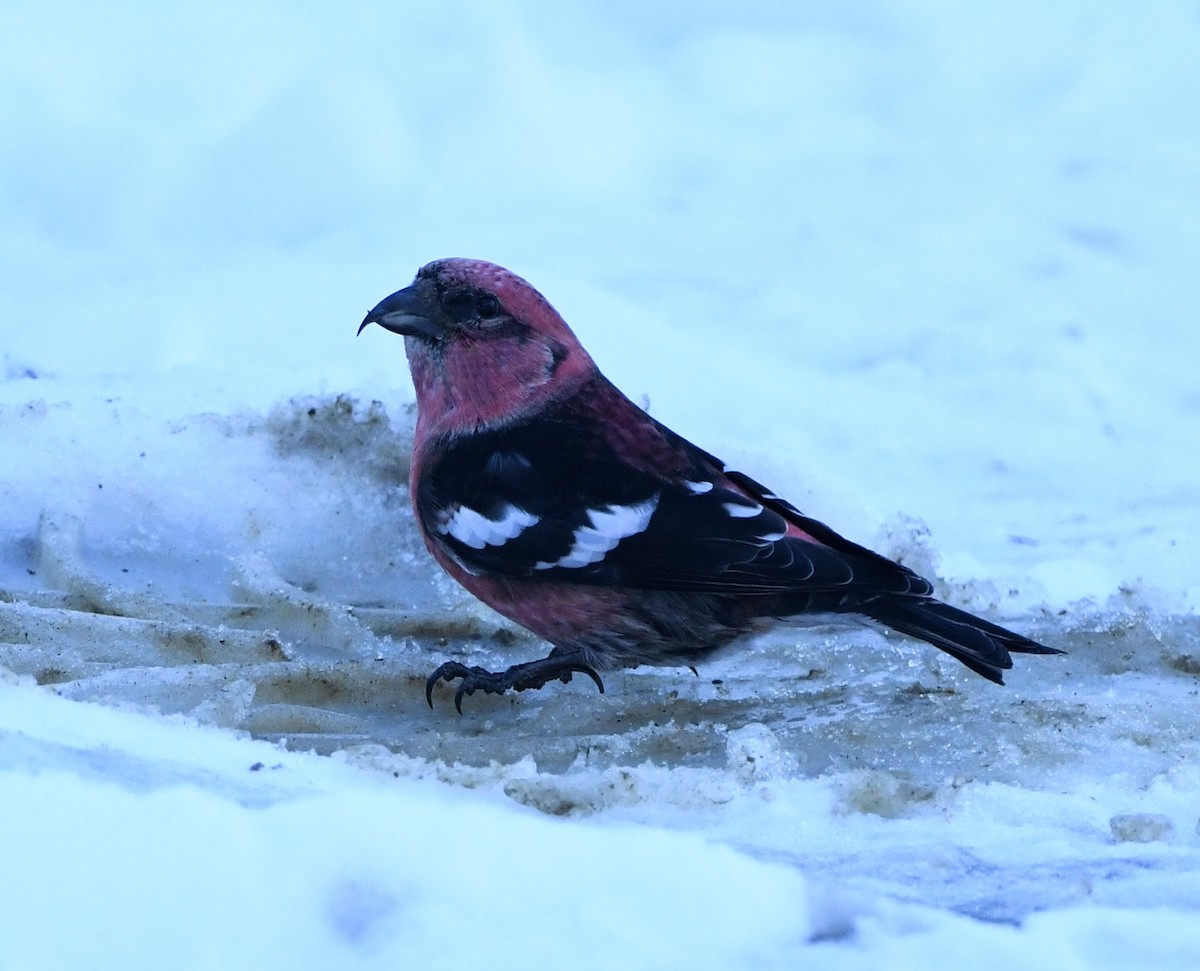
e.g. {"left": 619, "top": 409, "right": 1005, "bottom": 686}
{"left": 425, "top": 648, "right": 605, "bottom": 713}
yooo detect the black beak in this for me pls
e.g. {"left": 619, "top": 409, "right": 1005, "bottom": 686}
{"left": 358, "top": 284, "right": 445, "bottom": 340}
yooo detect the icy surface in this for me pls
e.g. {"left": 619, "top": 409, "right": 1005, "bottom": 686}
{"left": 3, "top": 2, "right": 1200, "bottom": 968}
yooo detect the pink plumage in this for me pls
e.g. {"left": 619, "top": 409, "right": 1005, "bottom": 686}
{"left": 360, "top": 259, "right": 1061, "bottom": 711}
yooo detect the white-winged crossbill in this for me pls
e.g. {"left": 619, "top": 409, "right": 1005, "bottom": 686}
{"left": 360, "top": 259, "right": 1061, "bottom": 710}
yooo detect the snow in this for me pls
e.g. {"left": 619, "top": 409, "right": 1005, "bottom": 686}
{"left": 2, "top": 1, "right": 1200, "bottom": 967}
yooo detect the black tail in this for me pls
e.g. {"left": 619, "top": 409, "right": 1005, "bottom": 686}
{"left": 856, "top": 596, "right": 1062, "bottom": 684}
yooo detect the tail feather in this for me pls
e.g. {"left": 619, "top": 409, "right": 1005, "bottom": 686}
{"left": 857, "top": 596, "right": 1062, "bottom": 685}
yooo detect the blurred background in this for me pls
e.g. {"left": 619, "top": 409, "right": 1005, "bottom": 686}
{"left": 2, "top": 0, "right": 1199, "bottom": 606}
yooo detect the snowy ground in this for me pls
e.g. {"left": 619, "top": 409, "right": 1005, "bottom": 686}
{"left": 3, "top": 2, "right": 1200, "bottom": 968}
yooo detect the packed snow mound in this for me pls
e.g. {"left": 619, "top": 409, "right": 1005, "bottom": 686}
{"left": 3, "top": 392, "right": 1198, "bottom": 928}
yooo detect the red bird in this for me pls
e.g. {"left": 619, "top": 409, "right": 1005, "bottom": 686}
{"left": 360, "top": 259, "right": 1060, "bottom": 710}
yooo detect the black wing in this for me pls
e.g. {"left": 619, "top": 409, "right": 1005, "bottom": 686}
{"left": 417, "top": 413, "right": 930, "bottom": 598}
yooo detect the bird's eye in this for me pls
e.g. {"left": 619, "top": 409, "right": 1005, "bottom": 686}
{"left": 476, "top": 295, "right": 501, "bottom": 319}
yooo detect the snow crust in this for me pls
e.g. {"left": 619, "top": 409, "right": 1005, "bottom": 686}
{"left": 2, "top": 2, "right": 1199, "bottom": 967}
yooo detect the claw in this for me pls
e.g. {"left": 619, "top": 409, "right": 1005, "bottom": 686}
{"left": 425, "top": 661, "right": 478, "bottom": 712}
{"left": 423, "top": 654, "right": 606, "bottom": 711}
{"left": 575, "top": 664, "right": 605, "bottom": 695}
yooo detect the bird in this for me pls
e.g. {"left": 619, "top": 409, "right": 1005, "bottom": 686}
{"left": 359, "top": 258, "right": 1061, "bottom": 711}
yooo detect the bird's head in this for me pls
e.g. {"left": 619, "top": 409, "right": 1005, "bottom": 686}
{"left": 360, "top": 259, "right": 595, "bottom": 436}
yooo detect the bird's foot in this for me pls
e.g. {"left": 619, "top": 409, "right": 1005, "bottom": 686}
{"left": 425, "top": 652, "right": 605, "bottom": 712}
